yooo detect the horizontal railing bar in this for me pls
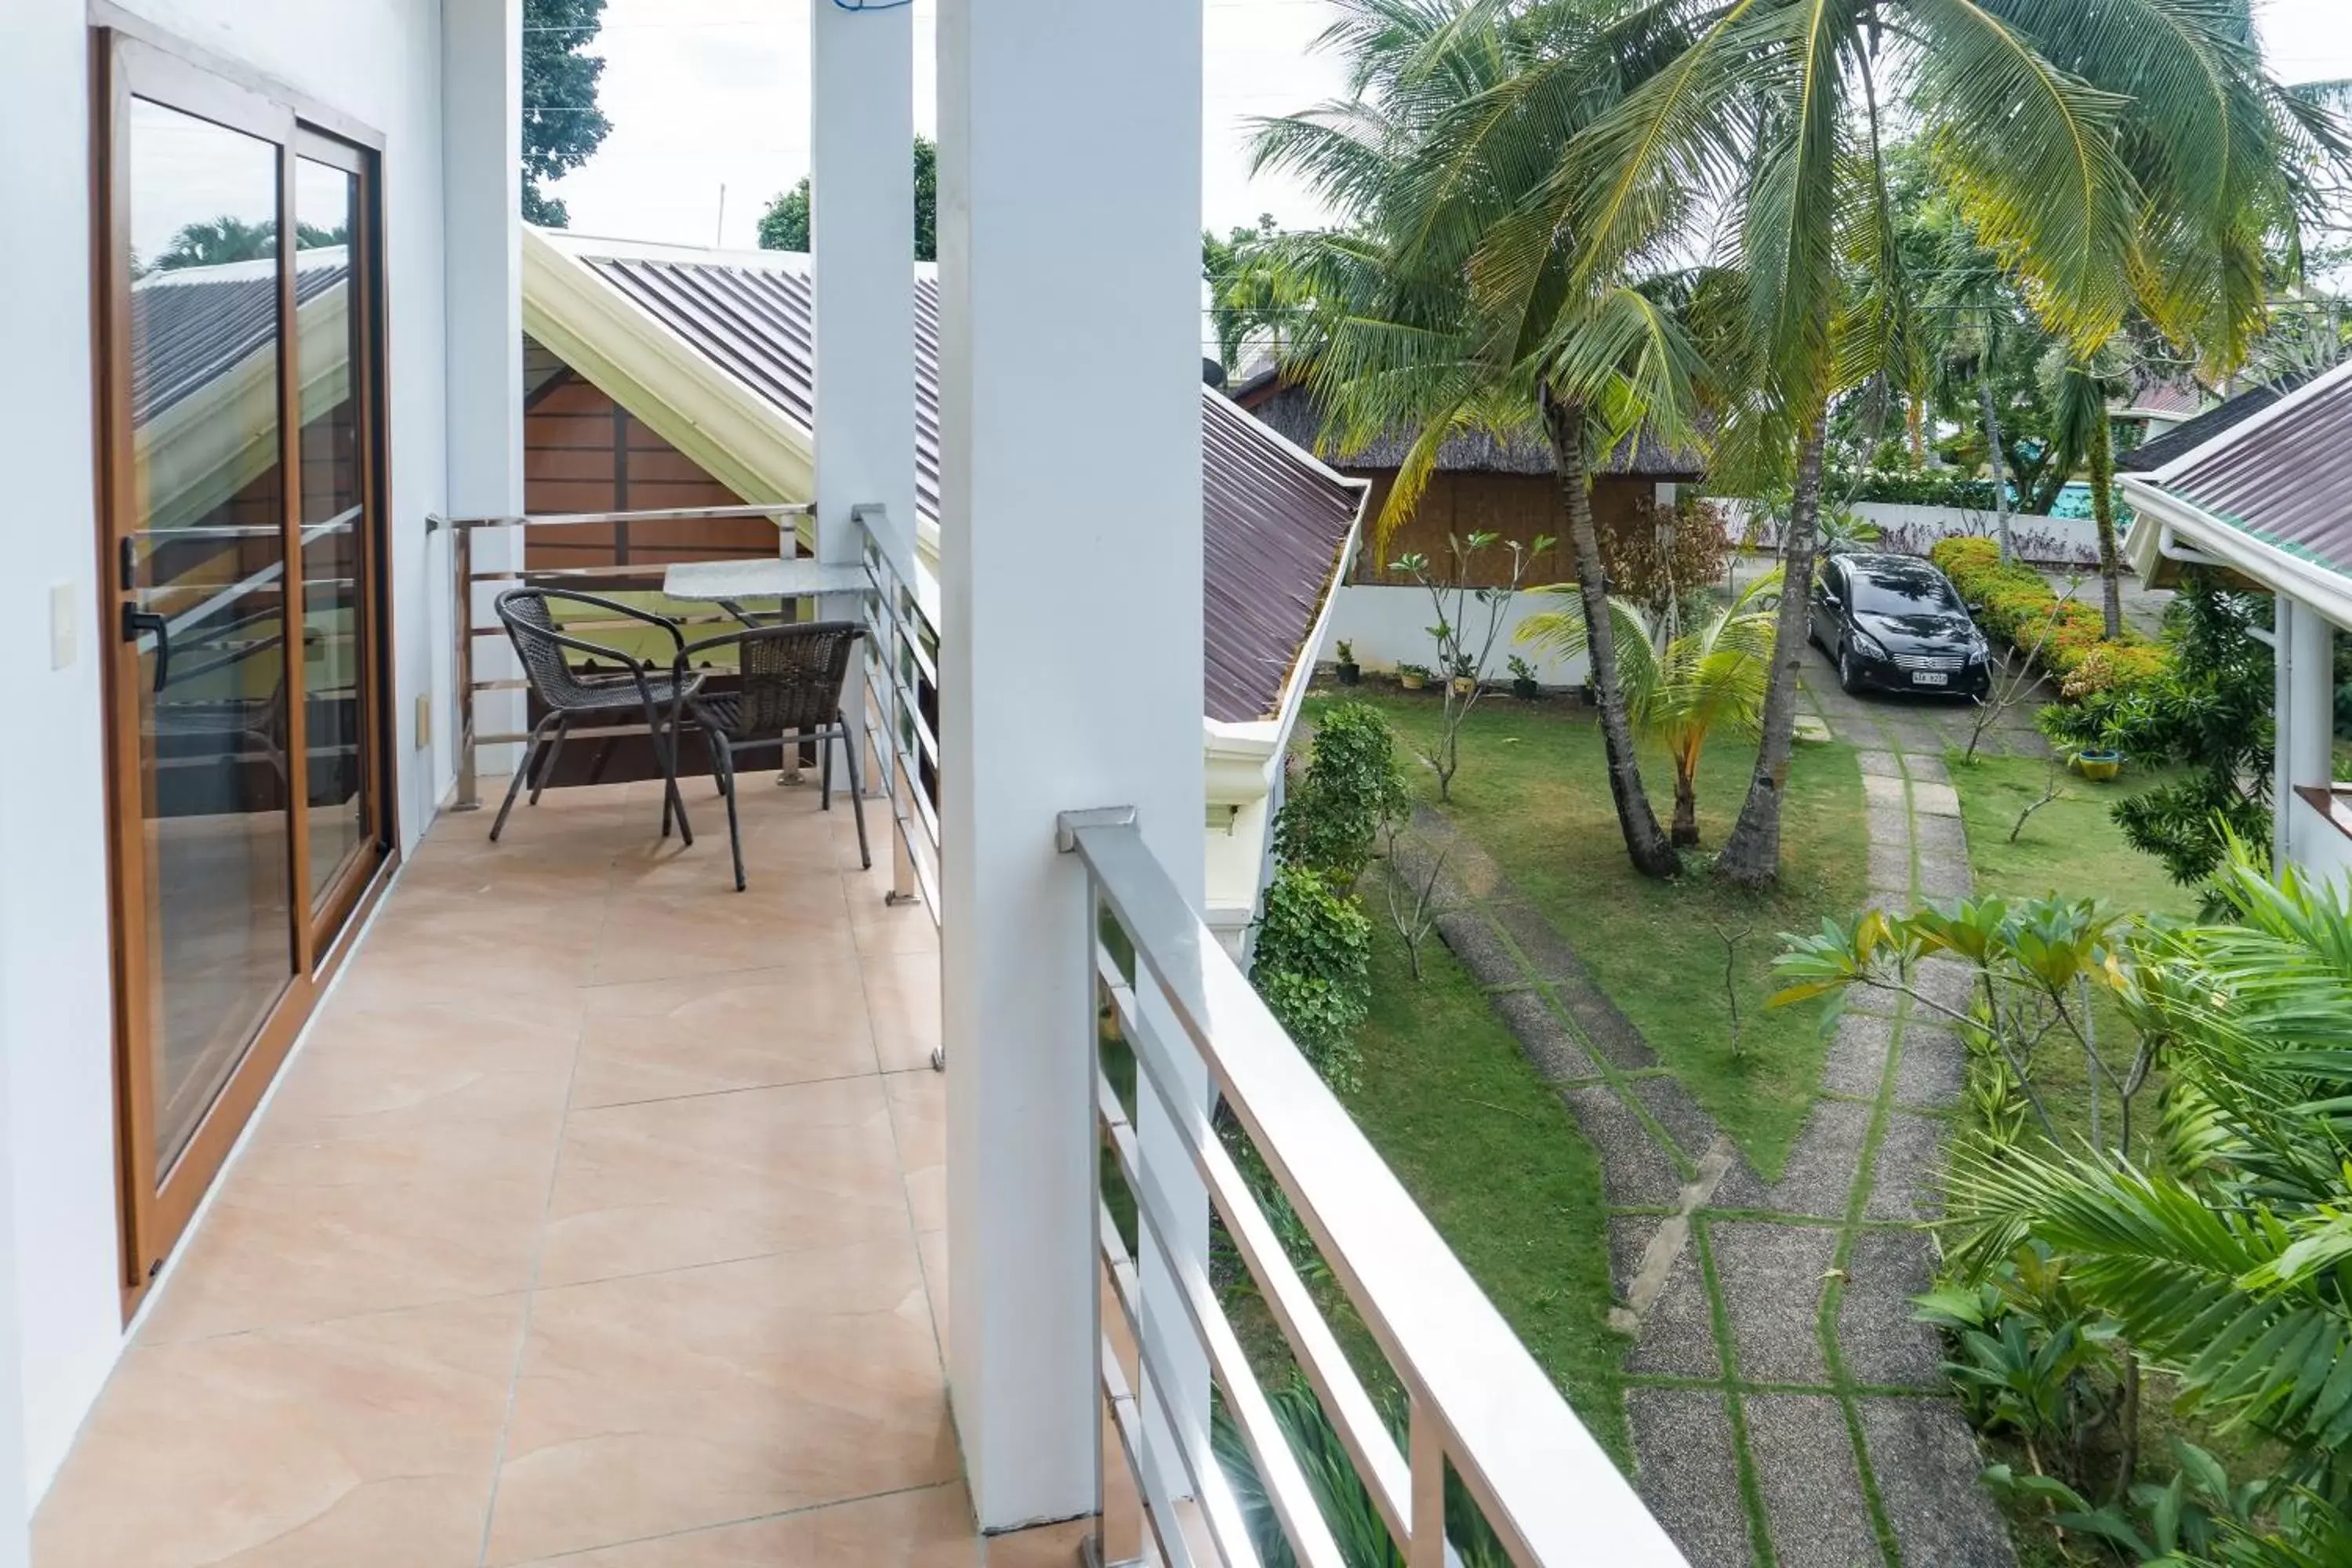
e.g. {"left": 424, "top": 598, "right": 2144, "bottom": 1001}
{"left": 1098, "top": 956, "right": 1413, "bottom": 1545}
{"left": 428, "top": 503, "right": 811, "bottom": 532}
{"left": 1095, "top": 1183, "right": 1263, "bottom": 1568}
{"left": 466, "top": 613, "right": 753, "bottom": 637}
{"left": 1098, "top": 1058, "right": 1348, "bottom": 1568}
{"left": 1095, "top": 1207, "right": 1219, "bottom": 1568}
{"left": 1067, "top": 818, "right": 1686, "bottom": 1566}
{"left": 1098, "top": 1338, "right": 1200, "bottom": 1568}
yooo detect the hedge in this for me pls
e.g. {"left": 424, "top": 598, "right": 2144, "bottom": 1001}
{"left": 1929, "top": 535, "right": 2167, "bottom": 699}
{"left": 1831, "top": 468, "right": 2004, "bottom": 511}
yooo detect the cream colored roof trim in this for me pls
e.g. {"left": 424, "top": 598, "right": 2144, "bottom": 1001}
{"left": 521, "top": 227, "right": 813, "bottom": 528}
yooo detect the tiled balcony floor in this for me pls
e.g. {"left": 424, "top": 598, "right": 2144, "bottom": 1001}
{"left": 35, "top": 776, "right": 1081, "bottom": 1566}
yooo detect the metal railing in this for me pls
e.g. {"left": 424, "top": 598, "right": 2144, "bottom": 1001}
{"left": 427, "top": 504, "right": 811, "bottom": 809}
{"left": 854, "top": 505, "right": 942, "bottom": 929}
{"left": 1062, "top": 811, "right": 1687, "bottom": 1568}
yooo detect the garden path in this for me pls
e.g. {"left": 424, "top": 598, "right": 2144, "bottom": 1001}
{"left": 1396, "top": 688, "right": 2015, "bottom": 1566}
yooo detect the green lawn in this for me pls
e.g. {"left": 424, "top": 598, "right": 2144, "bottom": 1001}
{"left": 1344, "top": 915, "right": 1630, "bottom": 1462}
{"left": 1315, "top": 686, "right": 1867, "bottom": 1180}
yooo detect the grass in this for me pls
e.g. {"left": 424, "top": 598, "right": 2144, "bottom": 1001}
{"left": 1315, "top": 686, "right": 1867, "bottom": 1180}
{"left": 1341, "top": 910, "right": 1631, "bottom": 1462}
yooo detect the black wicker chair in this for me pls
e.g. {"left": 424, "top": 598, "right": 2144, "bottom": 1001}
{"left": 491, "top": 588, "right": 705, "bottom": 845}
{"left": 672, "top": 621, "right": 869, "bottom": 891}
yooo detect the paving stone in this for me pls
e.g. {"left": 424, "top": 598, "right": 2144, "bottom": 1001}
{"left": 1842, "top": 1229, "right": 1947, "bottom": 1388}
{"left": 1489, "top": 905, "right": 1657, "bottom": 1069}
{"left": 1711, "top": 1221, "right": 1836, "bottom": 1384}
{"left": 1859, "top": 1398, "right": 2018, "bottom": 1567}
{"left": 1912, "top": 812, "right": 1969, "bottom": 859}
{"left": 1889, "top": 723, "right": 1946, "bottom": 757}
{"left": 1609, "top": 1214, "right": 1656, "bottom": 1299}
{"left": 1627, "top": 1237, "right": 1726, "bottom": 1378}
{"left": 1745, "top": 1395, "right": 1882, "bottom": 1568}
{"left": 1863, "top": 773, "right": 1907, "bottom": 811}
{"left": 1628, "top": 1388, "right": 1755, "bottom": 1568}
{"left": 1486, "top": 987, "right": 1599, "bottom": 1083}
{"left": 1911, "top": 781, "right": 1962, "bottom": 818}
{"left": 1711, "top": 1099, "right": 1872, "bottom": 1218}
{"left": 1913, "top": 958, "right": 1977, "bottom": 1016}
{"left": 1915, "top": 855, "right": 1972, "bottom": 902}
{"left": 1866, "top": 1113, "right": 1949, "bottom": 1224}
{"left": 1895, "top": 1022, "right": 1966, "bottom": 1110}
{"left": 1866, "top": 841, "right": 1912, "bottom": 895}
{"left": 1435, "top": 909, "right": 1520, "bottom": 988}
{"left": 1865, "top": 805, "right": 1913, "bottom": 848}
{"left": 1903, "top": 753, "right": 1951, "bottom": 784}
{"left": 1858, "top": 750, "right": 1903, "bottom": 779}
{"left": 1822, "top": 1013, "right": 1895, "bottom": 1098}
{"left": 1565, "top": 1084, "right": 1685, "bottom": 1209}
{"left": 1631, "top": 1073, "right": 1719, "bottom": 1163}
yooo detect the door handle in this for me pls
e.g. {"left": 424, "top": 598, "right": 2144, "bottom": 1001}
{"left": 121, "top": 604, "right": 171, "bottom": 692}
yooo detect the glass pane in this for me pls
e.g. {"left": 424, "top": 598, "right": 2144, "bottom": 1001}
{"left": 127, "top": 97, "right": 293, "bottom": 1172}
{"left": 295, "top": 157, "right": 368, "bottom": 901}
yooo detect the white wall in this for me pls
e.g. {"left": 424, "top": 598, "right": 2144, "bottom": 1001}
{"left": 1320, "top": 584, "right": 1592, "bottom": 688}
{"left": 0, "top": 0, "right": 454, "bottom": 1501}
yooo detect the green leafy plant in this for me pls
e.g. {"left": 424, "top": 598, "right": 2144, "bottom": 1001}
{"left": 1275, "top": 703, "right": 1406, "bottom": 894}
{"left": 1395, "top": 532, "right": 1549, "bottom": 801}
{"left": 1251, "top": 864, "right": 1374, "bottom": 1093}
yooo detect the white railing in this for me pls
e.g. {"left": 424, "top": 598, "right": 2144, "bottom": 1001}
{"left": 1062, "top": 810, "right": 1687, "bottom": 1568}
{"left": 854, "top": 504, "right": 942, "bottom": 931}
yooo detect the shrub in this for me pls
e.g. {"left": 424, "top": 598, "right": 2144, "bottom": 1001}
{"left": 1274, "top": 703, "right": 1405, "bottom": 891}
{"left": 1929, "top": 535, "right": 2167, "bottom": 704}
{"left": 1831, "top": 467, "right": 2004, "bottom": 510}
{"left": 1250, "top": 863, "right": 1373, "bottom": 1092}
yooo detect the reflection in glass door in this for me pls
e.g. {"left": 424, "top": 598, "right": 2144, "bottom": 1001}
{"left": 122, "top": 95, "right": 296, "bottom": 1174}
{"left": 98, "top": 32, "right": 394, "bottom": 1302}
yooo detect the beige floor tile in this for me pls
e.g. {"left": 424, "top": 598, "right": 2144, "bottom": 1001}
{"left": 916, "top": 1229, "right": 949, "bottom": 1356}
{"left": 485, "top": 1244, "right": 957, "bottom": 1563}
{"left": 982, "top": 1518, "right": 1095, "bottom": 1566}
{"left": 264, "top": 995, "right": 582, "bottom": 1127}
{"left": 862, "top": 948, "right": 942, "bottom": 1073}
{"left": 570, "top": 964, "right": 876, "bottom": 1110}
{"left": 590, "top": 881, "right": 858, "bottom": 987}
{"left": 884, "top": 1069, "right": 947, "bottom": 1233}
{"left": 539, "top": 1076, "right": 910, "bottom": 1287}
{"left": 851, "top": 888, "right": 942, "bottom": 957}
{"left": 140, "top": 1099, "right": 564, "bottom": 1341}
{"left": 36, "top": 1294, "right": 524, "bottom": 1568}
{"left": 335, "top": 915, "right": 595, "bottom": 1007}
{"left": 529, "top": 1483, "right": 978, "bottom": 1565}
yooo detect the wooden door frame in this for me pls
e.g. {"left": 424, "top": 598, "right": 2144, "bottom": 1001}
{"left": 90, "top": 24, "right": 401, "bottom": 1319}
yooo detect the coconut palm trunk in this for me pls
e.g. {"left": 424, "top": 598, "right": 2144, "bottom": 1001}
{"left": 1719, "top": 408, "right": 1830, "bottom": 887}
{"left": 1544, "top": 389, "right": 1678, "bottom": 879}
{"left": 1979, "top": 376, "right": 2013, "bottom": 563}
{"left": 1671, "top": 750, "right": 1701, "bottom": 848}
{"left": 2088, "top": 401, "right": 2124, "bottom": 639}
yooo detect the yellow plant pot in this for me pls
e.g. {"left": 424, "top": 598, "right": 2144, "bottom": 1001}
{"left": 2076, "top": 752, "right": 2122, "bottom": 782}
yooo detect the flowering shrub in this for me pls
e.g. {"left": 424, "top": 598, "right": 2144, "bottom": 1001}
{"left": 1929, "top": 536, "right": 2168, "bottom": 701}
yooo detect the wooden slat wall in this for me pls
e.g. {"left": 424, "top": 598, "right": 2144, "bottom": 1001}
{"left": 1349, "top": 469, "right": 1650, "bottom": 588}
{"left": 522, "top": 372, "right": 779, "bottom": 570}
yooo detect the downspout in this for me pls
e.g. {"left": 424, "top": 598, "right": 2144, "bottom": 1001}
{"left": 2274, "top": 597, "right": 2293, "bottom": 877}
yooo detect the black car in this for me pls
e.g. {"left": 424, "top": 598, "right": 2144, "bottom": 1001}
{"left": 1807, "top": 553, "right": 1991, "bottom": 698}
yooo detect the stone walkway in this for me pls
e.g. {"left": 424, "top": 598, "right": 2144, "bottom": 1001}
{"left": 1398, "top": 677, "right": 2016, "bottom": 1566}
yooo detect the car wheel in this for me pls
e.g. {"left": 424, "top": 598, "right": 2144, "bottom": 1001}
{"left": 1838, "top": 644, "right": 1860, "bottom": 695}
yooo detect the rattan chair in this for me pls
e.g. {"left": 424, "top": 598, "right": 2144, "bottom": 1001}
{"left": 491, "top": 588, "right": 705, "bottom": 845}
{"left": 672, "top": 621, "right": 869, "bottom": 891}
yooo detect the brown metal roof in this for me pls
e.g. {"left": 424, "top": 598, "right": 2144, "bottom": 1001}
{"left": 132, "top": 252, "right": 347, "bottom": 422}
{"left": 2151, "top": 365, "right": 2352, "bottom": 576}
{"left": 579, "top": 250, "right": 1363, "bottom": 724}
{"left": 2118, "top": 369, "right": 2325, "bottom": 474}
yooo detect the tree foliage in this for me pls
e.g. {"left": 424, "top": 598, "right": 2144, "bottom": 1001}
{"left": 1251, "top": 864, "right": 1374, "bottom": 1094}
{"left": 757, "top": 136, "right": 938, "bottom": 261}
{"left": 1274, "top": 702, "right": 1406, "bottom": 891}
{"left": 521, "top": 0, "right": 611, "bottom": 228}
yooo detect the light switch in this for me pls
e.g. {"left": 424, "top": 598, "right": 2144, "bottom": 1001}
{"left": 416, "top": 693, "right": 433, "bottom": 750}
{"left": 49, "top": 584, "right": 76, "bottom": 671}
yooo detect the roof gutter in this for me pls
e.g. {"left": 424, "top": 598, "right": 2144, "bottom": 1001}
{"left": 2120, "top": 473, "right": 2352, "bottom": 632}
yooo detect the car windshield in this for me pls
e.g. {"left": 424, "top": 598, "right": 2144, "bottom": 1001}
{"left": 1849, "top": 568, "right": 1963, "bottom": 618}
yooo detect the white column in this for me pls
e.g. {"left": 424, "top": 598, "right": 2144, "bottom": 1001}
{"left": 2284, "top": 597, "right": 2336, "bottom": 873}
{"left": 938, "top": 0, "right": 1206, "bottom": 1534}
{"left": 811, "top": 0, "right": 916, "bottom": 788}
{"left": 441, "top": 0, "right": 526, "bottom": 789}
{"left": 2275, "top": 599, "right": 2296, "bottom": 874}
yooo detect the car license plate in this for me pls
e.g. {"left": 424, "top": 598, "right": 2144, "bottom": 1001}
{"left": 1911, "top": 670, "right": 1949, "bottom": 687}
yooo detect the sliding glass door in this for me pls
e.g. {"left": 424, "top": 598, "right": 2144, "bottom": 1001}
{"left": 96, "top": 32, "right": 393, "bottom": 1304}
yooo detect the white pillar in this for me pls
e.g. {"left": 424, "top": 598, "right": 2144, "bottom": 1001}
{"left": 441, "top": 0, "right": 526, "bottom": 793}
{"left": 2275, "top": 598, "right": 2296, "bottom": 874}
{"left": 938, "top": 0, "right": 1206, "bottom": 1534}
{"left": 811, "top": 0, "right": 916, "bottom": 788}
{"left": 2284, "top": 597, "right": 2336, "bottom": 873}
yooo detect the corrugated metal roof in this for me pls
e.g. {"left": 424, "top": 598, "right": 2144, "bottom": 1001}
{"left": 1236, "top": 379, "right": 1708, "bottom": 480}
{"left": 579, "top": 250, "right": 1362, "bottom": 723}
{"left": 2118, "top": 369, "right": 2323, "bottom": 474}
{"left": 132, "top": 250, "right": 347, "bottom": 422}
{"left": 2153, "top": 365, "right": 2352, "bottom": 576}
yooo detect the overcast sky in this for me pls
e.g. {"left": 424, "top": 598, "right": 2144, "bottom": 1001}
{"left": 549, "top": 0, "right": 2352, "bottom": 250}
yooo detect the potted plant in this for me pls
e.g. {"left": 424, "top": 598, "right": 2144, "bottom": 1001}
{"left": 1508, "top": 655, "right": 1541, "bottom": 701}
{"left": 1396, "top": 662, "right": 1432, "bottom": 691}
{"left": 1448, "top": 656, "right": 1479, "bottom": 698}
{"left": 2074, "top": 746, "right": 2124, "bottom": 782}
{"left": 1333, "top": 640, "right": 1361, "bottom": 686}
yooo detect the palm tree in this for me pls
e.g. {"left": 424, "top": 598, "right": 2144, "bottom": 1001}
{"left": 1472, "top": 0, "right": 2328, "bottom": 887}
{"left": 2043, "top": 343, "right": 2135, "bottom": 640}
{"left": 1519, "top": 570, "right": 1781, "bottom": 847}
{"left": 1251, "top": 0, "right": 1714, "bottom": 880}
